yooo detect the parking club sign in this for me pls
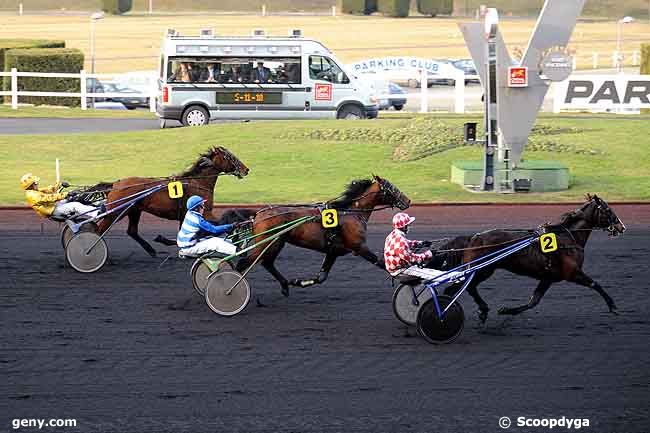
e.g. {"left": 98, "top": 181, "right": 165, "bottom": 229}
{"left": 508, "top": 66, "right": 528, "bottom": 87}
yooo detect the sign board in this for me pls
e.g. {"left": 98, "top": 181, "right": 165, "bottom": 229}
{"left": 349, "top": 57, "right": 458, "bottom": 78}
{"left": 539, "top": 49, "right": 573, "bottom": 82}
{"left": 555, "top": 75, "right": 650, "bottom": 110}
{"left": 507, "top": 66, "right": 528, "bottom": 87}
{"left": 315, "top": 83, "right": 332, "bottom": 100}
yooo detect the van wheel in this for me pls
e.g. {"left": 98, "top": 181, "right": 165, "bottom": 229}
{"left": 337, "top": 105, "right": 364, "bottom": 120}
{"left": 182, "top": 105, "right": 209, "bottom": 127}
{"left": 393, "top": 104, "right": 404, "bottom": 111}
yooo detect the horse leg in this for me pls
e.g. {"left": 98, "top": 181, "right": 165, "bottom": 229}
{"left": 568, "top": 270, "right": 618, "bottom": 314}
{"left": 355, "top": 244, "right": 384, "bottom": 269}
{"left": 498, "top": 280, "right": 552, "bottom": 316}
{"left": 289, "top": 251, "right": 338, "bottom": 288}
{"left": 466, "top": 281, "right": 491, "bottom": 323}
{"left": 236, "top": 239, "right": 291, "bottom": 297}
{"left": 126, "top": 209, "right": 157, "bottom": 257}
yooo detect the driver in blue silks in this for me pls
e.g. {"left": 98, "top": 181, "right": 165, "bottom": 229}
{"left": 177, "top": 195, "right": 237, "bottom": 257}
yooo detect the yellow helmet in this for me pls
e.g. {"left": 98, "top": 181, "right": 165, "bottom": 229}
{"left": 20, "top": 173, "right": 39, "bottom": 190}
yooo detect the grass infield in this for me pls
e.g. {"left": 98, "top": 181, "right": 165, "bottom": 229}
{"left": 2, "top": 113, "right": 649, "bottom": 205}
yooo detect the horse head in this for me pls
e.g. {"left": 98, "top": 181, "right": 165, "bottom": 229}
{"left": 583, "top": 194, "right": 626, "bottom": 236}
{"left": 372, "top": 175, "right": 411, "bottom": 210}
{"left": 208, "top": 146, "right": 250, "bottom": 179}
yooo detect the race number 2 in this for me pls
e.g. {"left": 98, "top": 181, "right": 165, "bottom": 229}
{"left": 321, "top": 209, "right": 338, "bottom": 228}
{"left": 168, "top": 181, "right": 184, "bottom": 199}
{"left": 540, "top": 233, "right": 558, "bottom": 253}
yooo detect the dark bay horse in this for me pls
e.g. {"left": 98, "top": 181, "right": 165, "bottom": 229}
{"left": 235, "top": 175, "right": 410, "bottom": 296}
{"left": 431, "top": 195, "right": 626, "bottom": 323}
{"left": 95, "top": 146, "right": 249, "bottom": 257}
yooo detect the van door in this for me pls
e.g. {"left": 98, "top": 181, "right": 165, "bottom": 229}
{"left": 306, "top": 55, "right": 356, "bottom": 119}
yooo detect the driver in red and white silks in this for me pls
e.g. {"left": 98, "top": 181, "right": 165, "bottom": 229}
{"left": 384, "top": 212, "right": 461, "bottom": 281}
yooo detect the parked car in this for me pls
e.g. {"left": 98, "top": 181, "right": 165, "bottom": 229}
{"left": 373, "top": 79, "right": 407, "bottom": 111}
{"left": 452, "top": 59, "right": 480, "bottom": 83}
{"left": 102, "top": 82, "right": 149, "bottom": 110}
{"left": 86, "top": 78, "right": 106, "bottom": 102}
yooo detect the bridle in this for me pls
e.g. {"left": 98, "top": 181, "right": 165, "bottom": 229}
{"left": 592, "top": 198, "right": 623, "bottom": 236}
{"left": 345, "top": 179, "right": 409, "bottom": 211}
{"left": 212, "top": 147, "right": 248, "bottom": 178}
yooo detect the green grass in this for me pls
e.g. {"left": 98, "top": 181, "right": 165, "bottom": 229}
{"left": 2, "top": 113, "right": 650, "bottom": 205}
{"left": 0, "top": 105, "right": 156, "bottom": 118}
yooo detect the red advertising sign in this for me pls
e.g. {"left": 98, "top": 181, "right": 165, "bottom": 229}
{"left": 508, "top": 66, "right": 528, "bottom": 87}
{"left": 315, "top": 83, "right": 333, "bottom": 100}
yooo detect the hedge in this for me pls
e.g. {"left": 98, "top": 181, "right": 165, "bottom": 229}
{"left": 3, "top": 48, "right": 84, "bottom": 107}
{"left": 417, "top": 0, "right": 453, "bottom": 16}
{"left": 102, "top": 0, "right": 132, "bottom": 14}
{"left": 642, "top": 43, "right": 649, "bottom": 114}
{"left": 377, "top": 0, "right": 409, "bottom": 17}
{"left": 0, "top": 39, "right": 65, "bottom": 77}
{"left": 338, "top": 0, "right": 377, "bottom": 14}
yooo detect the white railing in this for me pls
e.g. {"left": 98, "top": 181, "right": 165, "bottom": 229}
{"left": 0, "top": 68, "right": 157, "bottom": 112}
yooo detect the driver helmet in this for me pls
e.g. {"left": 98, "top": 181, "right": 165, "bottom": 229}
{"left": 20, "top": 173, "right": 40, "bottom": 190}
{"left": 392, "top": 212, "right": 415, "bottom": 230}
{"left": 186, "top": 195, "right": 206, "bottom": 211}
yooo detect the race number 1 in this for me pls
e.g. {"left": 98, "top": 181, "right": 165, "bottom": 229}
{"left": 540, "top": 233, "right": 558, "bottom": 253}
{"left": 321, "top": 209, "right": 338, "bottom": 228}
{"left": 168, "top": 181, "right": 184, "bottom": 199}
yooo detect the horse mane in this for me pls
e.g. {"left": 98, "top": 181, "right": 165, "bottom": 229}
{"left": 178, "top": 147, "right": 221, "bottom": 177}
{"left": 329, "top": 178, "right": 374, "bottom": 209}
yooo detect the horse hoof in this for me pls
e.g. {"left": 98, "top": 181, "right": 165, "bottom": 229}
{"left": 478, "top": 311, "right": 489, "bottom": 323}
{"left": 609, "top": 305, "right": 619, "bottom": 315}
{"left": 497, "top": 307, "right": 510, "bottom": 315}
{"left": 281, "top": 286, "right": 290, "bottom": 297}
{"left": 153, "top": 235, "right": 165, "bottom": 243}
{"left": 256, "top": 298, "right": 267, "bottom": 308}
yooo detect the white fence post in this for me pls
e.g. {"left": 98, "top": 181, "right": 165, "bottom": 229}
{"left": 262, "top": 4, "right": 266, "bottom": 16}
{"left": 552, "top": 82, "right": 562, "bottom": 114}
{"left": 572, "top": 56, "right": 577, "bottom": 71}
{"left": 454, "top": 69, "right": 464, "bottom": 114}
{"left": 149, "top": 86, "right": 156, "bottom": 113}
{"left": 419, "top": 69, "right": 428, "bottom": 113}
{"left": 80, "top": 70, "right": 87, "bottom": 110}
{"left": 332, "top": 6, "right": 336, "bottom": 16}
{"left": 11, "top": 68, "right": 18, "bottom": 109}
{"left": 592, "top": 52, "right": 598, "bottom": 69}
{"left": 148, "top": 0, "right": 153, "bottom": 14}
{"left": 612, "top": 51, "right": 618, "bottom": 68}
{"left": 632, "top": 50, "right": 639, "bottom": 66}
{"left": 18, "top": 3, "right": 23, "bottom": 15}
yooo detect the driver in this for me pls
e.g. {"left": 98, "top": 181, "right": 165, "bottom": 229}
{"left": 177, "top": 195, "right": 237, "bottom": 257}
{"left": 20, "top": 173, "right": 99, "bottom": 219}
{"left": 384, "top": 212, "right": 461, "bottom": 281}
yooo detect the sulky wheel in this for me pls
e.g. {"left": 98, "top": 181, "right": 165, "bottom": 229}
{"left": 65, "top": 231, "right": 108, "bottom": 273}
{"left": 60, "top": 222, "right": 98, "bottom": 249}
{"left": 392, "top": 284, "right": 432, "bottom": 326}
{"left": 190, "top": 257, "right": 234, "bottom": 297}
{"left": 416, "top": 295, "right": 465, "bottom": 345}
{"left": 205, "top": 270, "right": 250, "bottom": 316}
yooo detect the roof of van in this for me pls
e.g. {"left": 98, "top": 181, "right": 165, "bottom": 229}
{"left": 161, "top": 35, "right": 332, "bottom": 56}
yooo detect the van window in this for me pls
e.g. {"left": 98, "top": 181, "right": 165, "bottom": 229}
{"left": 166, "top": 57, "right": 301, "bottom": 84}
{"left": 309, "top": 56, "right": 349, "bottom": 84}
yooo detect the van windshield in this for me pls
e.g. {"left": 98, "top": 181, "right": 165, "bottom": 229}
{"left": 308, "top": 56, "right": 349, "bottom": 84}
{"left": 166, "top": 57, "right": 301, "bottom": 84}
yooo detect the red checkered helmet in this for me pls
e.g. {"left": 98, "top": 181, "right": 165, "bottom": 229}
{"left": 392, "top": 212, "right": 415, "bottom": 230}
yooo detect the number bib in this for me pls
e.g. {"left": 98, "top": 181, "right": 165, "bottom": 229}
{"left": 168, "top": 181, "right": 184, "bottom": 199}
{"left": 540, "top": 233, "right": 558, "bottom": 253}
{"left": 321, "top": 209, "right": 338, "bottom": 228}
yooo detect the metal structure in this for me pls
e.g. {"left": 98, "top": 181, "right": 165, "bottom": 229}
{"left": 460, "top": 0, "right": 586, "bottom": 191}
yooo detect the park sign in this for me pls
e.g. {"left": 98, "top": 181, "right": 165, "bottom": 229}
{"left": 556, "top": 75, "right": 650, "bottom": 110}
{"left": 349, "top": 57, "right": 458, "bottom": 77}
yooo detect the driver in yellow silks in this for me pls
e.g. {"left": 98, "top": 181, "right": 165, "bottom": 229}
{"left": 20, "top": 173, "right": 99, "bottom": 219}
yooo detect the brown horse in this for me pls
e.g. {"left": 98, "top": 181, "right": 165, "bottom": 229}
{"left": 235, "top": 175, "right": 410, "bottom": 296}
{"left": 433, "top": 195, "right": 626, "bottom": 323}
{"left": 96, "top": 146, "right": 249, "bottom": 257}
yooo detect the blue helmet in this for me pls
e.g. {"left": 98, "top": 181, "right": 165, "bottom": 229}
{"left": 186, "top": 195, "right": 206, "bottom": 211}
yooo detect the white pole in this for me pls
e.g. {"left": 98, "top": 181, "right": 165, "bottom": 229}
{"left": 454, "top": 69, "right": 464, "bottom": 113}
{"left": 18, "top": 3, "right": 23, "bottom": 15}
{"left": 553, "top": 82, "right": 562, "bottom": 114}
{"left": 80, "top": 69, "right": 87, "bottom": 110}
{"left": 572, "top": 56, "right": 577, "bottom": 71}
{"left": 262, "top": 4, "right": 266, "bottom": 16}
{"left": 149, "top": 83, "right": 156, "bottom": 113}
{"left": 148, "top": 0, "right": 153, "bottom": 14}
{"left": 592, "top": 52, "right": 598, "bottom": 69}
{"left": 11, "top": 68, "right": 18, "bottom": 109}
{"left": 419, "top": 69, "right": 428, "bottom": 113}
{"left": 332, "top": 5, "right": 336, "bottom": 16}
{"left": 55, "top": 159, "right": 60, "bottom": 184}
{"left": 632, "top": 50, "right": 639, "bottom": 65}
{"left": 612, "top": 51, "right": 618, "bottom": 68}
{"left": 616, "top": 20, "right": 622, "bottom": 72}
{"left": 90, "top": 19, "right": 96, "bottom": 108}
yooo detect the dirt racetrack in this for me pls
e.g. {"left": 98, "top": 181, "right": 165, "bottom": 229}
{"left": 1, "top": 205, "right": 649, "bottom": 433}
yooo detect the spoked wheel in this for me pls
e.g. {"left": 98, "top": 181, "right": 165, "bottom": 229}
{"left": 65, "top": 231, "right": 108, "bottom": 273}
{"left": 416, "top": 295, "right": 465, "bottom": 345}
{"left": 190, "top": 257, "right": 234, "bottom": 297}
{"left": 205, "top": 270, "right": 250, "bottom": 316}
{"left": 392, "top": 284, "right": 432, "bottom": 326}
{"left": 60, "top": 222, "right": 98, "bottom": 249}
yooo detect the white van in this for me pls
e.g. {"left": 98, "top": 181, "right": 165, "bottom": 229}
{"left": 157, "top": 29, "right": 378, "bottom": 127}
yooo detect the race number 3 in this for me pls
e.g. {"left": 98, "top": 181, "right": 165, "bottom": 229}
{"left": 168, "top": 181, "right": 184, "bottom": 199}
{"left": 540, "top": 233, "right": 558, "bottom": 253}
{"left": 321, "top": 209, "right": 338, "bottom": 228}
